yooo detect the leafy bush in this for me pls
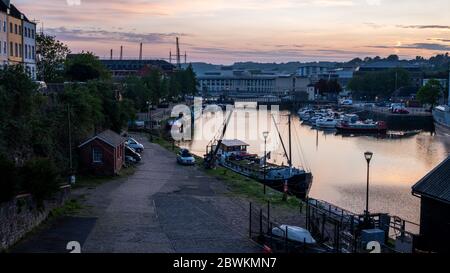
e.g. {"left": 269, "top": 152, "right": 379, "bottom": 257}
{"left": 21, "top": 157, "right": 61, "bottom": 206}
{"left": 0, "top": 155, "right": 16, "bottom": 203}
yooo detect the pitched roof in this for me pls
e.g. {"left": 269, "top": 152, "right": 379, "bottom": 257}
{"left": 412, "top": 156, "right": 450, "bottom": 204}
{"left": 221, "top": 139, "right": 249, "bottom": 147}
{"left": 78, "top": 129, "right": 126, "bottom": 148}
{"left": 0, "top": 1, "right": 8, "bottom": 12}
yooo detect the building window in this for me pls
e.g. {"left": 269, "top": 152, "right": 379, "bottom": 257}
{"left": 14, "top": 24, "right": 17, "bottom": 34}
{"left": 92, "top": 147, "right": 103, "bottom": 163}
{"left": 9, "top": 22, "right": 12, "bottom": 33}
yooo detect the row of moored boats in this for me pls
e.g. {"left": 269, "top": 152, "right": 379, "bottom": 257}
{"left": 298, "top": 108, "right": 388, "bottom": 134}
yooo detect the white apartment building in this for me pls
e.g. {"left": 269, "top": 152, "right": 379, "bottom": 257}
{"left": 297, "top": 63, "right": 335, "bottom": 77}
{"left": 198, "top": 70, "right": 280, "bottom": 97}
{"left": 197, "top": 69, "right": 312, "bottom": 98}
{"left": 22, "top": 18, "right": 36, "bottom": 79}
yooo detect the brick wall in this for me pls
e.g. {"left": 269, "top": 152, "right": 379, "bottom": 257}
{"left": 0, "top": 185, "right": 71, "bottom": 251}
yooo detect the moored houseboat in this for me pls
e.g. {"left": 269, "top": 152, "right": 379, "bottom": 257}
{"left": 216, "top": 139, "right": 313, "bottom": 199}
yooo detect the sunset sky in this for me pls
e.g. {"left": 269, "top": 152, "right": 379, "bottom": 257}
{"left": 14, "top": 0, "right": 450, "bottom": 64}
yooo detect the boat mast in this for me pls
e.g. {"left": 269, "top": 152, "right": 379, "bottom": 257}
{"left": 271, "top": 114, "right": 292, "bottom": 166}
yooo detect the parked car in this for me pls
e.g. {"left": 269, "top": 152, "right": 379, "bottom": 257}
{"left": 125, "top": 155, "right": 137, "bottom": 165}
{"left": 125, "top": 146, "right": 142, "bottom": 162}
{"left": 126, "top": 137, "right": 144, "bottom": 153}
{"left": 393, "top": 108, "right": 409, "bottom": 114}
{"left": 177, "top": 149, "right": 196, "bottom": 165}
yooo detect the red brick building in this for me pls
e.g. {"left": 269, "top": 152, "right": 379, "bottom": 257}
{"left": 78, "top": 130, "right": 126, "bottom": 176}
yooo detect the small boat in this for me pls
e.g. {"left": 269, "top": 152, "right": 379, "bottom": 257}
{"left": 298, "top": 109, "right": 315, "bottom": 121}
{"left": 386, "top": 130, "right": 421, "bottom": 139}
{"left": 315, "top": 118, "right": 337, "bottom": 129}
{"left": 271, "top": 225, "right": 316, "bottom": 244}
{"left": 336, "top": 120, "right": 387, "bottom": 134}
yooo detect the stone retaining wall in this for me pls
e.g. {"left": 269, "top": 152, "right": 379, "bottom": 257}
{"left": 0, "top": 185, "right": 71, "bottom": 251}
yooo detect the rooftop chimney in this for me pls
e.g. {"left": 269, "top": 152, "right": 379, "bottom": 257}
{"left": 110, "top": 49, "right": 113, "bottom": 60}
{"left": 120, "top": 46, "right": 123, "bottom": 60}
{"left": 139, "top": 43, "right": 143, "bottom": 61}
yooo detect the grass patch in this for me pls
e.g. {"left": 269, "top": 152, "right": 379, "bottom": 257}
{"left": 49, "top": 198, "right": 84, "bottom": 218}
{"left": 205, "top": 166, "right": 302, "bottom": 210}
{"left": 73, "top": 166, "right": 136, "bottom": 189}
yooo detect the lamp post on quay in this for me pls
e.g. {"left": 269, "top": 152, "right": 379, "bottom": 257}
{"left": 364, "top": 151, "right": 373, "bottom": 226}
{"left": 263, "top": 131, "right": 269, "bottom": 195}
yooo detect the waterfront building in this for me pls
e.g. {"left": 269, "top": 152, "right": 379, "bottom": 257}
{"left": 297, "top": 63, "right": 335, "bottom": 77}
{"left": 412, "top": 155, "right": 450, "bottom": 253}
{"left": 197, "top": 69, "right": 311, "bottom": 98}
{"left": 100, "top": 59, "right": 175, "bottom": 80}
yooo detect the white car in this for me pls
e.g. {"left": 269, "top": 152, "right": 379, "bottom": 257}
{"left": 126, "top": 138, "right": 144, "bottom": 153}
{"left": 177, "top": 149, "right": 196, "bottom": 165}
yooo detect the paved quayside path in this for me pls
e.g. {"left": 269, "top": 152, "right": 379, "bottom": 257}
{"left": 12, "top": 134, "right": 261, "bottom": 253}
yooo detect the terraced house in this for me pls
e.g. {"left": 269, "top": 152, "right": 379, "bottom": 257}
{"left": 0, "top": 0, "right": 36, "bottom": 79}
{"left": 0, "top": 1, "right": 7, "bottom": 67}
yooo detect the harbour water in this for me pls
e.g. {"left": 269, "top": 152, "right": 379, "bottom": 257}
{"left": 182, "top": 108, "right": 450, "bottom": 224}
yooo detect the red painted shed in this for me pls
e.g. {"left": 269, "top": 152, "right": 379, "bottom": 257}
{"left": 78, "top": 130, "right": 126, "bottom": 176}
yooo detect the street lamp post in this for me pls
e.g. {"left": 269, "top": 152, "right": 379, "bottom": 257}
{"left": 364, "top": 151, "right": 373, "bottom": 222}
{"left": 147, "top": 101, "right": 153, "bottom": 141}
{"left": 263, "top": 131, "right": 269, "bottom": 195}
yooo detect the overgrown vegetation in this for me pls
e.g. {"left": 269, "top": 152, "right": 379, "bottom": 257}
{"left": 417, "top": 79, "right": 443, "bottom": 107}
{"left": 122, "top": 64, "right": 197, "bottom": 111}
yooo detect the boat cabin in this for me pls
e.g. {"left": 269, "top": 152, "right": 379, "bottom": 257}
{"left": 218, "top": 139, "right": 249, "bottom": 156}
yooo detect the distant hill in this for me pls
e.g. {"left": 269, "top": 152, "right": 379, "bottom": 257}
{"left": 181, "top": 53, "right": 449, "bottom": 75}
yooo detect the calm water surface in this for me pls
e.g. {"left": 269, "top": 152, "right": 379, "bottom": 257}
{"left": 182, "top": 109, "right": 450, "bottom": 223}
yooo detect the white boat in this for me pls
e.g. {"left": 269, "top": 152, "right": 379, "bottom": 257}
{"left": 316, "top": 118, "right": 337, "bottom": 129}
{"left": 298, "top": 109, "right": 315, "bottom": 121}
{"left": 271, "top": 225, "right": 316, "bottom": 244}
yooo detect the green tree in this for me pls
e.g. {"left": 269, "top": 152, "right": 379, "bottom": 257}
{"left": 348, "top": 68, "right": 411, "bottom": 100}
{"left": 0, "top": 65, "right": 38, "bottom": 163}
{"left": 184, "top": 64, "right": 198, "bottom": 96}
{"left": 36, "top": 33, "right": 71, "bottom": 83}
{"left": 0, "top": 155, "right": 16, "bottom": 202}
{"left": 21, "top": 157, "right": 61, "bottom": 206}
{"left": 417, "top": 79, "right": 442, "bottom": 107}
{"left": 65, "top": 52, "right": 111, "bottom": 82}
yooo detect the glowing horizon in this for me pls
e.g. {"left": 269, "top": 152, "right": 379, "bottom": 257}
{"left": 13, "top": 0, "right": 450, "bottom": 64}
